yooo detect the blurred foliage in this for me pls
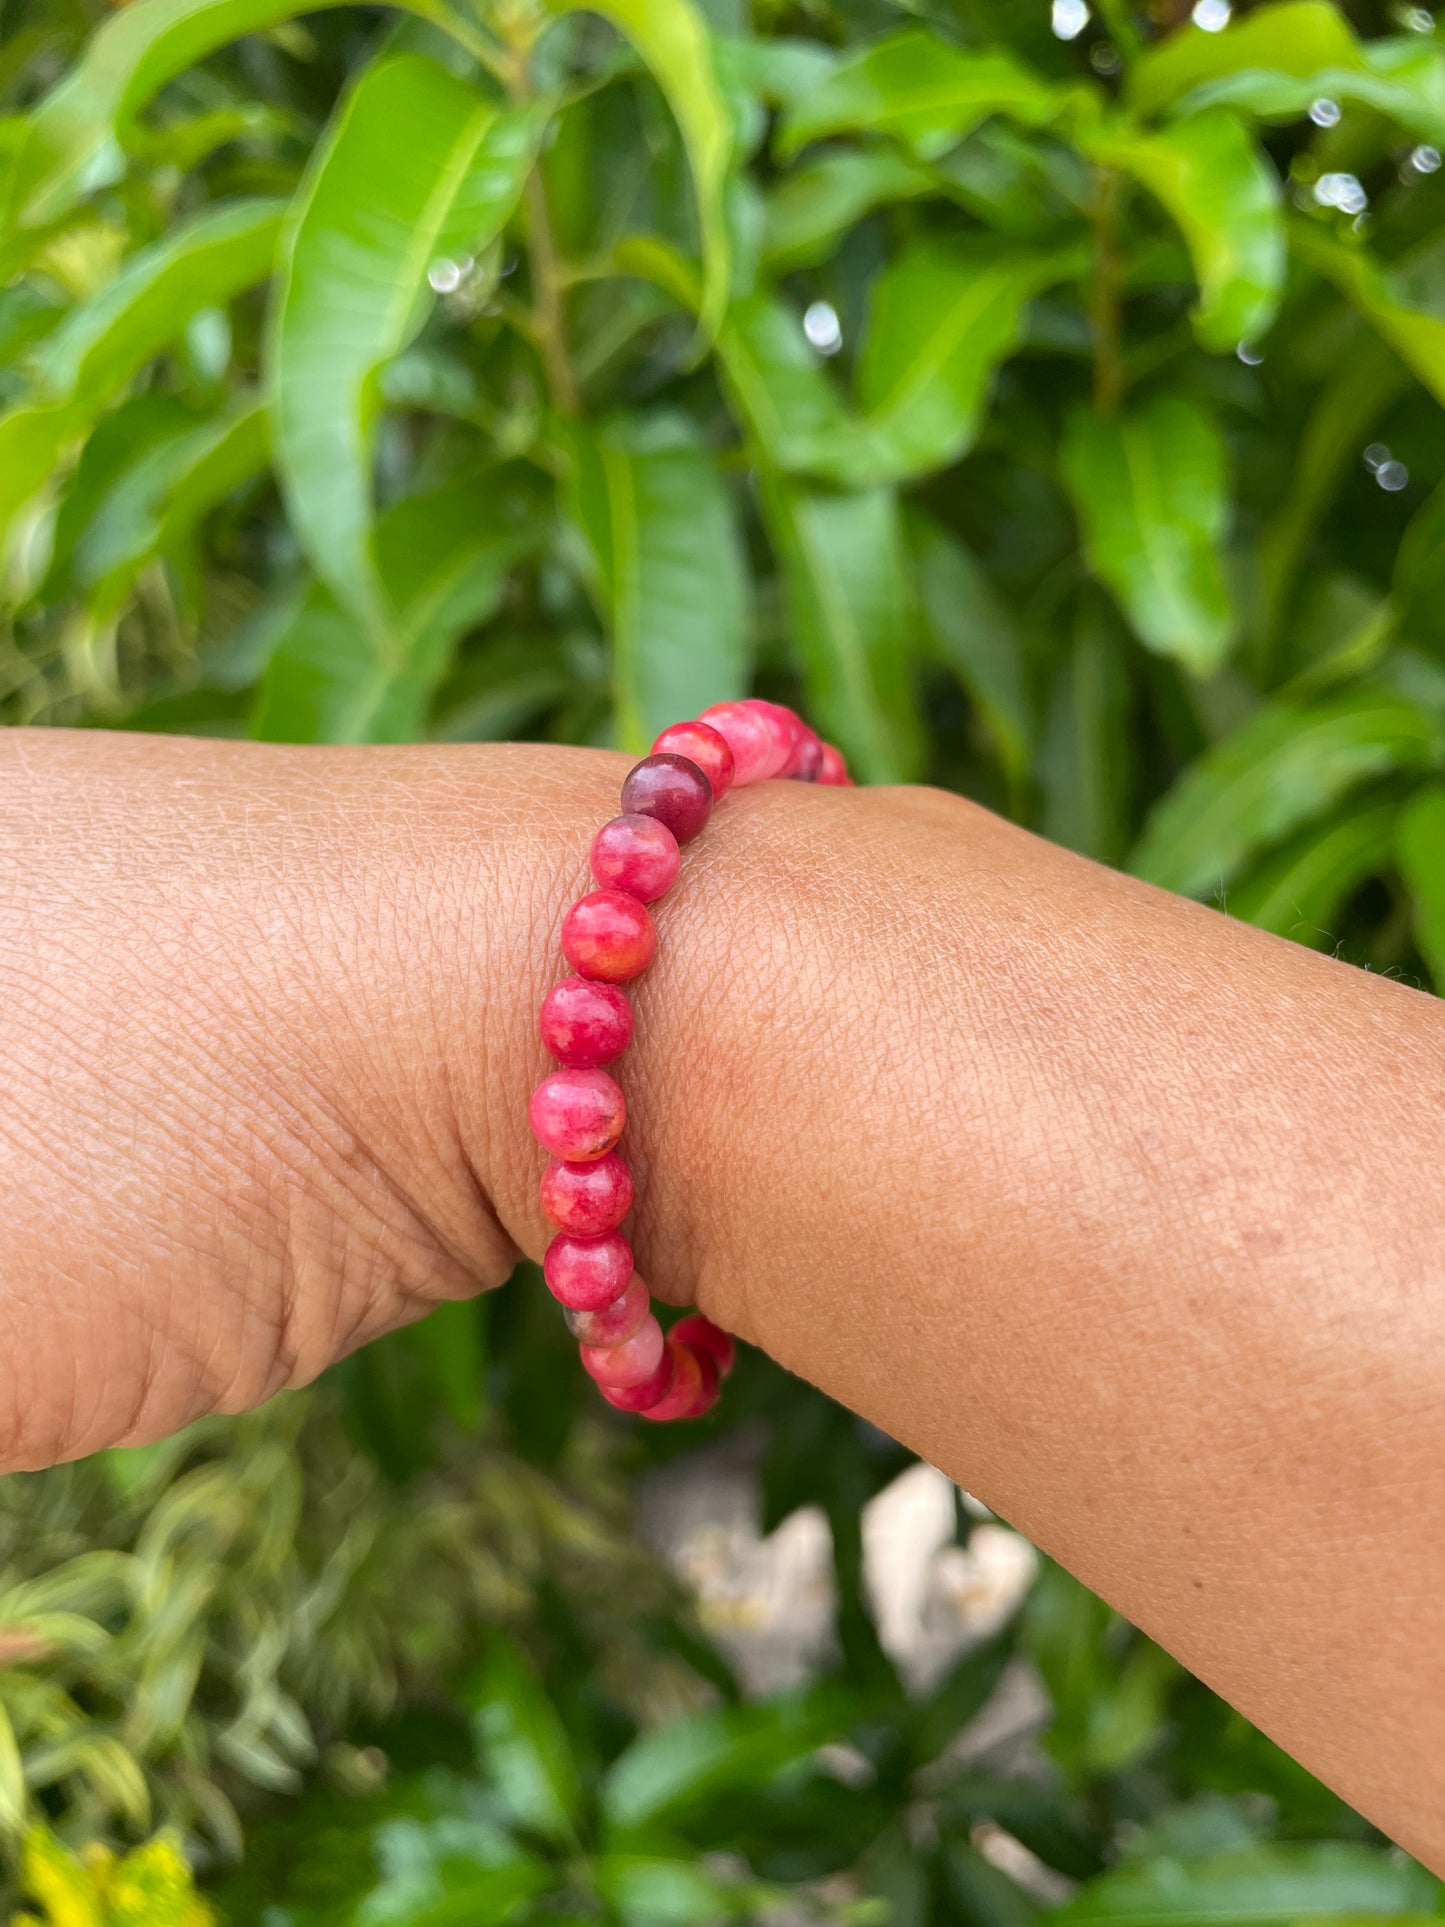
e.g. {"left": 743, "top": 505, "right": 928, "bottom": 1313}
{"left": 12, "top": 1827, "right": 213, "bottom": 1925}
{"left": 3, "top": 0, "right": 1445, "bottom": 1918}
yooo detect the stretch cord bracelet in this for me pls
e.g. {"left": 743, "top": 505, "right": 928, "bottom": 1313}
{"left": 527, "top": 700, "right": 854, "bottom": 1422}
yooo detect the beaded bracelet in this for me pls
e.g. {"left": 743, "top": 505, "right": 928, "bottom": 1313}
{"left": 528, "top": 700, "right": 853, "bottom": 1422}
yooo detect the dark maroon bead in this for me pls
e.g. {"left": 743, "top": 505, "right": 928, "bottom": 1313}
{"left": 620, "top": 753, "right": 713, "bottom": 845}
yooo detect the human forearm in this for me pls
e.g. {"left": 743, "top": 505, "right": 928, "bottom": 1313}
{"left": 3, "top": 729, "right": 1443, "bottom": 1866}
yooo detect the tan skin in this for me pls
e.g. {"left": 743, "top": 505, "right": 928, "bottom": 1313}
{"left": 2, "top": 729, "right": 1443, "bottom": 1868}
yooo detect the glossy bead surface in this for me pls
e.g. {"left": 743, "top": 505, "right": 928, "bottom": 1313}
{"left": 793, "top": 729, "right": 824, "bottom": 782}
{"left": 580, "top": 1312, "right": 665, "bottom": 1387}
{"left": 652, "top": 721, "right": 735, "bottom": 800}
{"left": 530, "top": 1068, "right": 625, "bottom": 1162}
{"left": 741, "top": 699, "right": 799, "bottom": 779}
{"left": 565, "top": 1270, "right": 649, "bottom": 1345}
{"left": 697, "top": 701, "right": 776, "bottom": 787}
{"left": 621, "top": 754, "right": 712, "bottom": 845}
{"left": 539, "top": 977, "right": 632, "bottom": 1068}
{"left": 640, "top": 1340, "right": 704, "bottom": 1421}
{"left": 543, "top": 1229, "right": 634, "bottom": 1310}
{"left": 562, "top": 889, "right": 656, "bottom": 983}
{"left": 818, "top": 742, "right": 852, "bottom": 786}
{"left": 683, "top": 1349, "right": 722, "bottom": 1418}
{"left": 600, "top": 1349, "right": 675, "bottom": 1412}
{"left": 540, "top": 1152, "right": 633, "bottom": 1235}
{"left": 590, "top": 813, "right": 679, "bottom": 903}
{"left": 670, "top": 1313, "right": 736, "bottom": 1379}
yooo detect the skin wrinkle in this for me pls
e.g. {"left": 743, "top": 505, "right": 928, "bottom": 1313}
{"left": 0, "top": 731, "right": 1443, "bottom": 1865}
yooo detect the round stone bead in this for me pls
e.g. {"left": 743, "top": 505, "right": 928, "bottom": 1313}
{"left": 621, "top": 754, "right": 712, "bottom": 845}
{"left": 543, "top": 1229, "right": 633, "bottom": 1310}
{"left": 697, "top": 701, "right": 776, "bottom": 787}
{"left": 529, "top": 1068, "right": 625, "bottom": 1162}
{"left": 670, "top": 1312, "right": 735, "bottom": 1379}
{"left": 683, "top": 1348, "right": 722, "bottom": 1418}
{"left": 793, "top": 728, "right": 824, "bottom": 782}
{"left": 580, "top": 1312, "right": 665, "bottom": 1388}
{"left": 599, "top": 1349, "right": 675, "bottom": 1412}
{"left": 640, "top": 1340, "right": 704, "bottom": 1421}
{"left": 817, "top": 742, "right": 852, "bottom": 786}
{"left": 539, "top": 976, "right": 632, "bottom": 1068}
{"left": 590, "top": 813, "right": 679, "bottom": 903}
{"left": 562, "top": 889, "right": 656, "bottom": 983}
{"left": 651, "top": 720, "right": 735, "bottom": 800}
{"left": 741, "top": 699, "right": 800, "bottom": 779}
{"left": 540, "top": 1152, "right": 633, "bottom": 1235}
{"left": 564, "top": 1270, "right": 649, "bottom": 1345}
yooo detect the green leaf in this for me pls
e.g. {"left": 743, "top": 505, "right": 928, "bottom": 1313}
{"left": 1061, "top": 395, "right": 1234, "bottom": 675}
{"left": 0, "top": 198, "right": 280, "bottom": 574}
{"left": 252, "top": 471, "right": 539, "bottom": 744}
{"left": 593, "top": 1855, "right": 735, "bottom": 1927}
{"left": 548, "top": 0, "right": 732, "bottom": 341}
{"left": 1397, "top": 786, "right": 1445, "bottom": 989}
{"left": 1227, "top": 794, "right": 1399, "bottom": 944}
{"left": 778, "top": 29, "right": 1060, "bottom": 163}
{"left": 601, "top": 1694, "right": 837, "bottom": 1836}
{"left": 468, "top": 1635, "right": 580, "bottom": 1847}
{"left": 908, "top": 509, "right": 1031, "bottom": 784}
{"left": 0, "top": 0, "right": 486, "bottom": 234}
{"left": 1054, "top": 1842, "right": 1442, "bottom": 1923}
{"left": 1131, "top": 691, "right": 1440, "bottom": 898}
{"left": 717, "top": 290, "right": 855, "bottom": 474}
{"left": 1292, "top": 226, "right": 1445, "bottom": 411}
{"left": 1396, "top": 484, "right": 1445, "bottom": 658}
{"left": 1089, "top": 111, "right": 1284, "bottom": 351}
{"left": 1128, "top": 1, "right": 1363, "bottom": 119}
{"left": 760, "top": 478, "right": 922, "bottom": 783}
{"left": 269, "top": 53, "right": 541, "bottom": 635}
{"left": 562, "top": 416, "right": 750, "bottom": 751}
{"left": 762, "top": 147, "right": 933, "bottom": 273}
{"left": 1039, "top": 592, "right": 1135, "bottom": 866}
{"left": 835, "top": 238, "right": 1075, "bottom": 488}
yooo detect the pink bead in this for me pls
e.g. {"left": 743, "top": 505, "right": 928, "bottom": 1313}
{"left": 670, "top": 1313, "right": 736, "bottom": 1379}
{"left": 640, "top": 1340, "right": 704, "bottom": 1421}
{"left": 652, "top": 721, "right": 735, "bottom": 800}
{"left": 562, "top": 889, "right": 656, "bottom": 983}
{"left": 544, "top": 1229, "right": 633, "bottom": 1310}
{"left": 540, "top": 1152, "right": 633, "bottom": 1235}
{"left": 565, "top": 1270, "right": 649, "bottom": 1345}
{"left": 741, "top": 699, "right": 800, "bottom": 779}
{"left": 620, "top": 754, "right": 712, "bottom": 845}
{"left": 697, "top": 702, "right": 776, "bottom": 787}
{"left": 539, "top": 977, "right": 632, "bottom": 1068}
{"left": 599, "top": 1348, "right": 675, "bottom": 1412}
{"left": 590, "top": 813, "right": 679, "bottom": 903}
{"left": 817, "top": 742, "right": 852, "bottom": 786}
{"left": 529, "top": 1068, "right": 625, "bottom": 1162}
{"left": 794, "top": 729, "right": 824, "bottom": 782}
{"left": 580, "top": 1312, "right": 665, "bottom": 1387}
{"left": 683, "top": 1348, "right": 723, "bottom": 1418}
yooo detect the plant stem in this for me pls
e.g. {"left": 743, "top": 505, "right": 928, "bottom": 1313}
{"left": 1088, "top": 165, "right": 1125, "bottom": 418}
{"left": 501, "top": 28, "right": 580, "bottom": 417}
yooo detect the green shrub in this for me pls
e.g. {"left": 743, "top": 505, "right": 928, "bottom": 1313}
{"left": 3, "top": 0, "right": 1445, "bottom": 1917}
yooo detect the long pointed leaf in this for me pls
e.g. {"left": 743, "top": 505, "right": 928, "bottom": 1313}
{"left": 1397, "top": 786, "right": 1445, "bottom": 990}
{"left": 1227, "top": 793, "right": 1399, "bottom": 944}
{"left": 269, "top": 54, "right": 540, "bottom": 634}
{"left": 1293, "top": 225, "right": 1445, "bottom": 410}
{"left": 1128, "top": 1, "right": 1363, "bottom": 118}
{"left": 563, "top": 418, "right": 749, "bottom": 750}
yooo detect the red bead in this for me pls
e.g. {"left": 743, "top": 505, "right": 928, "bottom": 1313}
{"left": 670, "top": 1313, "right": 736, "bottom": 1379}
{"left": 652, "top": 721, "right": 735, "bottom": 800}
{"left": 640, "top": 1340, "right": 704, "bottom": 1421}
{"left": 544, "top": 1229, "right": 633, "bottom": 1310}
{"left": 590, "top": 813, "right": 679, "bottom": 903}
{"left": 698, "top": 701, "right": 775, "bottom": 787}
{"left": 817, "top": 742, "right": 852, "bottom": 786}
{"left": 529, "top": 1068, "right": 625, "bottom": 1162}
{"left": 794, "top": 728, "right": 824, "bottom": 782}
{"left": 683, "top": 1348, "right": 722, "bottom": 1418}
{"left": 741, "top": 699, "right": 799, "bottom": 779}
{"left": 562, "top": 889, "right": 656, "bottom": 983}
{"left": 600, "top": 1348, "right": 675, "bottom": 1412}
{"left": 565, "top": 1270, "right": 649, "bottom": 1345}
{"left": 580, "top": 1312, "right": 665, "bottom": 1387}
{"left": 620, "top": 754, "right": 712, "bottom": 845}
{"left": 540, "top": 1152, "right": 633, "bottom": 1235}
{"left": 539, "top": 977, "right": 632, "bottom": 1068}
